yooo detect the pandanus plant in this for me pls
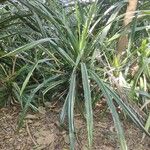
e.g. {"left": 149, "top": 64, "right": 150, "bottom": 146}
{"left": 1, "top": 0, "right": 150, "bottom": 150}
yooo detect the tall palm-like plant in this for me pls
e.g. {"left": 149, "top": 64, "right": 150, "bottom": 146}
{"left": 1, "top": 0, "right": 150, "bottom": 150}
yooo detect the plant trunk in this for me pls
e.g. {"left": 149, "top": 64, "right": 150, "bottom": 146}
{"left": 117, "top": 0, "right": 138, "bottom": 57}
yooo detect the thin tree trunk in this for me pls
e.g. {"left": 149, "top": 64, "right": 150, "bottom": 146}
{"left": 117, "top": 0, "right": 138, "bottom": 57}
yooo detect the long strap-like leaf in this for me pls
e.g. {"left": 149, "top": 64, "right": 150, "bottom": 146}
{"left": 81, "top": 63, "right": 93, "bottom": 149}
{"left": 90, "top": 70, "right": 127, "bottom": 150}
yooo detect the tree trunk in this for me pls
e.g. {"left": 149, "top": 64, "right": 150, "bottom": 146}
{"left": 117, "top": 0, "right": 138, "bottom": 57}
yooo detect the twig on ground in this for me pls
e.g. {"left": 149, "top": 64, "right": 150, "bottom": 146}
{"left": 26, "top": 121, "right": 38, "bottom": 146}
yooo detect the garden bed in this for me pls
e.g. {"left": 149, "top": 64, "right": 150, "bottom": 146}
{"left": 0, "top": 104, "right": 150, "bottom": 150}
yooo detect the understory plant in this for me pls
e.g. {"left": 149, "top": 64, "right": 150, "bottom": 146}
{"left": 0, "top": 0, "right": 150, "bottom": 150}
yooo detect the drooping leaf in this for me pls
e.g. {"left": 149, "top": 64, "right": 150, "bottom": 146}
{"left": 81, "top": 63, "right": 93, "bottom": 149}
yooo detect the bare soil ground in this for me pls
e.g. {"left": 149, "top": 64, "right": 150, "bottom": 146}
{"left": 0, "top": 103, "right": 150, "bottom": 150}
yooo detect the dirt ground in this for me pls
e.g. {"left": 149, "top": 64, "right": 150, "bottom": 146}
{"left": 0, "top": 103, "right": 150, "bottom": 150}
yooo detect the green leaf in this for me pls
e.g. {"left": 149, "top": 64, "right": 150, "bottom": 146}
{"left": 20, "top": 59, "right": 49, "bottom": 96}
{"left": 18, "top": 75, "right": 60, "bottom": 128}
{"left": 81, "top": 63, "right": 93, "bottom": 149}
{"left": 90, "top": 70, "right": 127, "bottom": 150}
{"left": 60, "top": 93, "right": 69, "bottom": 125}
{"left": 1, "top": 38, "right": 53, "bottom": 57}
{"left": 68, "top": 72, "right": 76, "bottom": 150}
{"left": 105, "top": 85, "right": 150, "bottom": 137}
{"left": 42, "top": 80, "right": 65, "bottom": 95}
